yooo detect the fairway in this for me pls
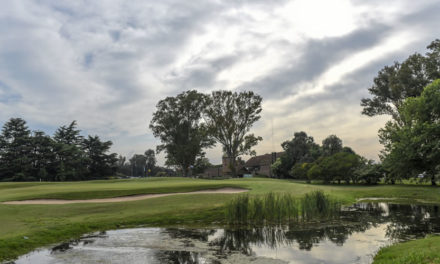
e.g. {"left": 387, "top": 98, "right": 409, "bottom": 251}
{"left": 1, "top": 177, "right": 440, "bottom": 262}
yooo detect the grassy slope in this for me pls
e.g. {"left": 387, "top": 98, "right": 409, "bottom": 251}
{"left": 1, "top": 177, "right": 440, "bottom": 262}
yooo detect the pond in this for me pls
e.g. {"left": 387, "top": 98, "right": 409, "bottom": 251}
{"left": 11, "top": 202, "right": 440, "bottom": 264}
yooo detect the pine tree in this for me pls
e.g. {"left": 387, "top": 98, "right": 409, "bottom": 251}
{"left": 0, "top": 118, "right": 32, "bottom": 181}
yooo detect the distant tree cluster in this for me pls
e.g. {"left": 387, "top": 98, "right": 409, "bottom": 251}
{"left": 271, "top": 133, "right": 382, "bottom": 184}
{"left": 116, "top": 149, "right": 174, "bottom": 177}
{"left": 0, "top": 118, "right": 118, "bottom": 181}
{"left": 361, "top": 39, "right": 440, "bottom": 185}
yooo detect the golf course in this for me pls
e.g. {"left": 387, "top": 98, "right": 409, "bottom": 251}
{"left": 1, "top": 177, "right": 440, "bottom": 263}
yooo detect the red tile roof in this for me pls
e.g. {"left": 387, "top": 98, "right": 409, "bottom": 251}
{"left": 244, "top": 152, "right": 284, "bottom": 167}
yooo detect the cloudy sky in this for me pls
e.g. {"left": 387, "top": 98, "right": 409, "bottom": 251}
{"left": 0, "top": 0, "right": 439, "bottom": 165}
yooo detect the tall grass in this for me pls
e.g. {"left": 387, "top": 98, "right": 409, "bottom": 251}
{"left": 226, "top": 190, "right": 340, "bottom": 225}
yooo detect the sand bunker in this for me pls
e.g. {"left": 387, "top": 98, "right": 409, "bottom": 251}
{"left": 2, "top": 188, "right": 248, "bottom": 205}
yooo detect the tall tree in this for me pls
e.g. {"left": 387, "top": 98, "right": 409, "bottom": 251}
{"left": 379, "top": 79, "right": 440, "bottom": 185}
{"left": 361, "top": 39, "right": 440, "bottom": 120}
{"left": 129, "top": 154, "right": 147, "bottom": 177}
{"left": 426, "top": 40, "right": 440, "bottom": 80}
{"left": 204, "top": 90, "right": 262, "bottom": 177}
{"left": 150, "top": 90, "right": 214, "bottom": 177}
{"left": 116, "top": 155, "right": 131, "bottom": 176}
{"left": 82, "top": 135, "right": 117, "bottom": 179}
{"left": 53, "top": 121, "right": 83, "bottom": 145}
{"left": 0, "top": 118, "right": 31, "bottom": 181}
{"left": 322, "top": 135, "right": 343, "bottom": 156}
{"left": 144, "top": 149, "right": 156, "bottom": 176}
{"left": 29, "top": 131, "right": 56, "bottom": 181}
{"left": 53, "top": 121, "right": 85, "bottom": 180}
{"left": 117, "top": 155, "right": 126, "bottom": 167}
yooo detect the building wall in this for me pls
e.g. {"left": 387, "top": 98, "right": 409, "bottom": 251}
{"left": 259, "top": 165, "right": 272, "bottom": 177}
{"left": 200, "top": 166, "right": 222, "bottom": 178}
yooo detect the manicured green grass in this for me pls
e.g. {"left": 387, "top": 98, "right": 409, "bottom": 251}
{"left": 0, "top": 177, "right": 242, "bottom": 201}
{"left": 0, "top": 177, "right": 440, "bottom": 262}
{"left": 373, "top": 235, "right": 440, "bottom": 264}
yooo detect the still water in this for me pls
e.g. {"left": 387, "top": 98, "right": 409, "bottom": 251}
{"left": 12, "top": 203, "right": 440, "bottom": 264}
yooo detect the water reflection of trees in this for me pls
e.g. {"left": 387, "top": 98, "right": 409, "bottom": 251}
{"left": 211, "top": 219, "right": 374, "bottom": 253}
{"left": 153, "top": 229, "right": 218, "bottom": 264}
{"left": 155, "top": 250, "right": 210, "bottom": 264}
{"left": 349, "top": 203, "right": 440, "bottom": 241}
{"left": 211, "top": 227, "right": 290, "bottom": 255}
{"left": 165, "top": 228, "right": 216, "bottom": 241}
{"left": 211, "top": 203, "right": 440, "bottom": 253}
{"left": 382, "top": 204, "right": 440, "bottom": 241}
{"left": 158, "top": 203, "right": 440, "bottom": 262}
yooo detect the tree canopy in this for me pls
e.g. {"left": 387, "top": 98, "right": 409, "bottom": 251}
{"left": 271, "top": 132, "right": 378, "bottom": 184}
{"left": 308, "top": 152, "right": 360, "bottom": 184}
{"left": 144, "top": 149, "right": 156, "bottom": 176}
{"left": 0, "top": 118, "right": 117, "bottom": 181}
{"left": 149, "top": 90, "right": 214, "bottom": 177}
{"left": 361, "top": 39, "right": 440, "bottom": 120}
{"left": 322, "top": 135, "right": 343, "bottom": 156}
{"left": 379, "top": 79, "right": 440, "bottom": 185}
{"left": 274, "top": 131, "right": 321, "bottom": 178}
{"left": 0, "top": 118, "right": 32, "bottom": 180}
{"left": 204, "top": 90, "right": 262, "bottom": 177}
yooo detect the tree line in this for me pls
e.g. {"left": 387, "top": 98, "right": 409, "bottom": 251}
{"left": 115, "top": 149, "right": 175, "bottom": 177}
{"left": 271, "top": 132, "right": 382, "bottom": 184}
{"left": 0, "top": 118, "right": 118, "bottom": 181}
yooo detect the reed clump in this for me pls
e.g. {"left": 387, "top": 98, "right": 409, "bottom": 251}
{"left": 226, "top": 190, "right": 340, "bottom": 225}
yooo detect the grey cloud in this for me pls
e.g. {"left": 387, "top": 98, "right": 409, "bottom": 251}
{"left": 0, "top": 0, "right": 228, "bottom": 111}
{"left": 222, "top": 0, "right": 289, "bottom": 8}
{"left": 0, "top": 80, "right": 22, "bottom": 103}
{"left": 165, "top": 17, "right": 394, "bottom": 95}
{"left": 237, "top": 2, "right": 440, "bottom": 101}
{"left": 273, "top": 53, "right": 410, "bottom": 119}
{"left": 83, "top": 53, "right": 94, "bottom": 68}
{"left": 237, "top": 23, "right": 393, "bottom": 99}
{"left": 109, "top": 30, "right": 121, "bottom": 42}
{"left": 165, "top": 54, "right": 242, "bottom": 90}
{"left": 397, "top": 3, "right": 440, "bottom": 41}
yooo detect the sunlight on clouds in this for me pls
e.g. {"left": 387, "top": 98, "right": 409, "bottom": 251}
{"left": 264, "top": 29, "right": 418, "bottom": 113}
{"left": 256, "top": 30, "right": 419, "bottom": 160}
{"left": 218, "top": 47, "right": 290, "bottom": 90}
{"left": 301, "top": 30, "right": 416, "bottom": 96}
{"left": 278, "top": 0, "right": 360, "bottom": 39}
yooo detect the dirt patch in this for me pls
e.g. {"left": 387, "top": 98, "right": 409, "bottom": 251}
{"left": 2, "top": 188, "right": 248, "bottom": 205}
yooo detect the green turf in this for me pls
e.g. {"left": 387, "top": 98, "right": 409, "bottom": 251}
{"left": 373, "top": 235, "right": 440, "bottom": 264}
{"left": 0, "top": 177, "right": 439, "bottom": 262}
